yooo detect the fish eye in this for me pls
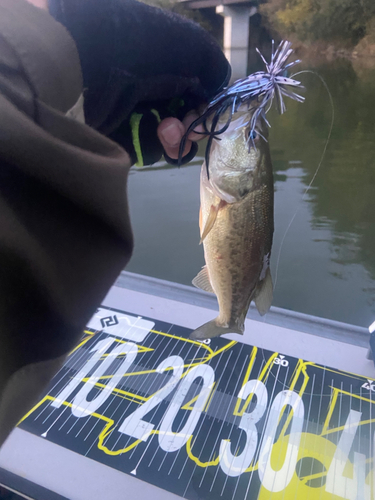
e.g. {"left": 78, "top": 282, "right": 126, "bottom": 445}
{"left": 244, "top": 126, "right": 260, "bottom": 144}
{"left": 246, "top": 128, "right": 259, "bottom": 143}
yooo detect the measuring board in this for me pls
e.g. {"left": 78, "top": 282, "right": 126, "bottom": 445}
{"left": 19, "top": 305, "right": 374, "bottom": 499}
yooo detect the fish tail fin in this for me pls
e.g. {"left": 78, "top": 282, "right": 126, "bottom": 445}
{"left": 190, "top": 319, "right": 243, "bottom": 340}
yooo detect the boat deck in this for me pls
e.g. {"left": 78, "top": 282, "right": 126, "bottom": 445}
{"left": 0, "top": 272, "right": 372, "bottom": 500}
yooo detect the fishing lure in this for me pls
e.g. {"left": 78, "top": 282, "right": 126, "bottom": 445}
{"left": 179, "top": 40, "right": 305, "bottom": 177}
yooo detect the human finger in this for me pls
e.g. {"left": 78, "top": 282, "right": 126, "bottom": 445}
{"left": 157, "top": 118, "right": 192, "bottom": 160}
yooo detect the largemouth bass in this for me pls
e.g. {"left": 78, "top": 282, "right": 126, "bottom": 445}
{"left": 190, "top": 108, "right": 274, "bottom": 340}
{"left": 183, "top": 41, "right": 304, "bottom": 340}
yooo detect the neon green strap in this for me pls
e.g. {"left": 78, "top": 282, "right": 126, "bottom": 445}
{"left": 129, "top": 112, "right": 144, "bottom": 167}
{"left": 151, "top": 109, "right": 161, "bottom": 123}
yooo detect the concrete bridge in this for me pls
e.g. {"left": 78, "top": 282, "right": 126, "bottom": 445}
{"left": 181, "top": 0, "right": 259, "bottom": 81}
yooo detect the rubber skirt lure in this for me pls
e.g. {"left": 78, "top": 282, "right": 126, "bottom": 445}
{"left": 179, "top": 40, "right": 305, "bottom": 176}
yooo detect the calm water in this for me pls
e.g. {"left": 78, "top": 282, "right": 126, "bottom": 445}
{"left": 126, "top": 58, "right": 375, "bottom": 329}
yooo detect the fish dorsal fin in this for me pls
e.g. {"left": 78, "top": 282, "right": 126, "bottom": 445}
{"left": 192, "top": 266, "right": 214, "bottom": 294}
{"left": 254, "top": 267, "right": 273, "bottom": 316}
{"left": 200, "top": 200, "right": 226, "bottom": 243}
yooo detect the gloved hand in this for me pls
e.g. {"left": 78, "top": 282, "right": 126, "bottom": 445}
{"left": 48, "top": 0, "right": 231, "bottom": 166}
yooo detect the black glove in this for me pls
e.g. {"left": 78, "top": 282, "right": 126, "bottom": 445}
{"left": 48, "top": 0, "right": 231, "bottom": 165}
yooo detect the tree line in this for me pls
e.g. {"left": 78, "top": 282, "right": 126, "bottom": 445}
{"left": 141, "top": 0, "right": 375, "bottom": 53}
{"left": 260, "top": 0, "right": 375, "bottom": 49}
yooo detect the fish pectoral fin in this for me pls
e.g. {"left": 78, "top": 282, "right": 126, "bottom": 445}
{"left": 200, "top": 200, "right": 226, "bottom": 244}
{"left": 192, "top": 266, "right": 215, "bottom": 294}
{"left": 254, "top": 268, "right": 273, "bottom": 316}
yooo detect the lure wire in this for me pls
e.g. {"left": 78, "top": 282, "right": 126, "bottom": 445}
{"left": 273, "top": 70, "right": 335, "bottom": 290}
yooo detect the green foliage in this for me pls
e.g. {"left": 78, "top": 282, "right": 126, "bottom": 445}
{"left": 261, "top": 0, "right": 375, "bottom": 47}
{"left": 364, "top": 16, "right": 375, "bottom": 42}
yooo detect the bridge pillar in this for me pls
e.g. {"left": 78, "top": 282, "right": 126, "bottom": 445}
{"left": 216, "top": 4, "right": 257, "bottom": 82}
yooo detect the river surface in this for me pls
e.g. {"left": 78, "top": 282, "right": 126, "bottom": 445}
{"left": 126, "top": 58, "right": 375, "bottom": 329}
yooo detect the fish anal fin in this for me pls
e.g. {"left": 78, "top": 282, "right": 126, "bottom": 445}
{"left": 254, "top": 268, "right": 273, "bottom": 316}
{"left": 200, "top": 200, "right": 226, "bottom": 244}
{"left": 192, "top": 266, "right": 214, "bottom": 294}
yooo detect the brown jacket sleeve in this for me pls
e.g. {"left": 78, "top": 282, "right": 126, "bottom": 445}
{"left": 0, "top": 0, "right": 133, "bottom": 444}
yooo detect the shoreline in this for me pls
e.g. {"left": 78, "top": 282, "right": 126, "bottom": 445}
{"left": 291, "top": 39, "right": 375, "bottom": 69}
